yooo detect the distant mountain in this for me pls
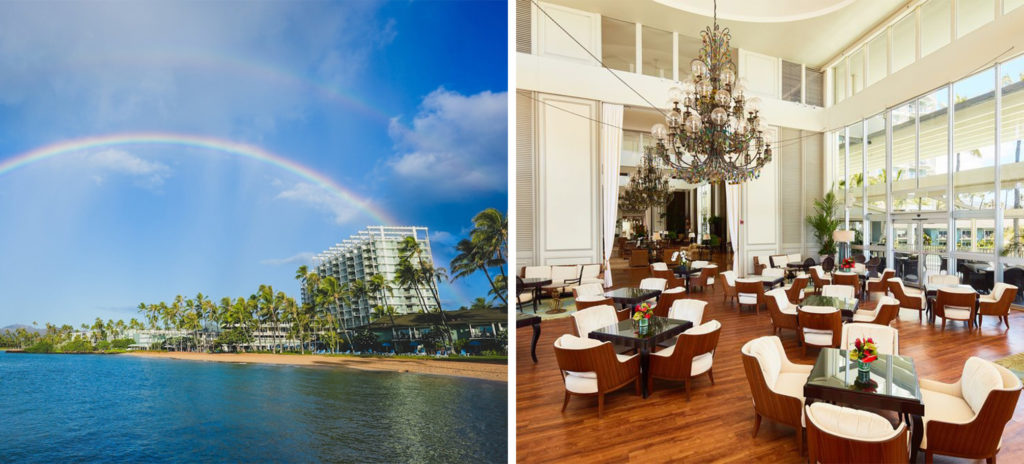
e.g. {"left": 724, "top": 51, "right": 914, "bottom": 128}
{"left": 2, "top": 324, "right": 46, "bottom": 334}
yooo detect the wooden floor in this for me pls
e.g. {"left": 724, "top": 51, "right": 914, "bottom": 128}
{"left": 516, "top": 254, "right": 1024, "bottom": 463}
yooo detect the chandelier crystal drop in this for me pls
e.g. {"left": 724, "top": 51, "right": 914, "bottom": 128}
{"left": 650, "top": 0, "right": 772, "bottom": 185}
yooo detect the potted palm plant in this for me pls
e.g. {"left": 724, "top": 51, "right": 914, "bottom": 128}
{"left": 806, "top": 190, "right": 841, "bottom": 260}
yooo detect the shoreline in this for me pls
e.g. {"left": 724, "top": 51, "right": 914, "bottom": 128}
{"left": 125, "top": 351, "right": 508, "bottom": 382}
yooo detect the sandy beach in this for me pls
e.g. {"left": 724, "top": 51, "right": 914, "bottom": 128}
{"left": 126, "top": 351, "right": 507, "bottom": 382}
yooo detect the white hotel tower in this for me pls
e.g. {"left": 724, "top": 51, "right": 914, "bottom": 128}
{"left": 306, "top": 226, "right": 439, "bottom": 328}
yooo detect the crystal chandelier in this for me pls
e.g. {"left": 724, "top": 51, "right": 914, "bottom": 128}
{"left": 650, "top": 0, "right": 772, "bottom": 185}
{"left": 619, "top": 146, "right": 671, "bottom": 242}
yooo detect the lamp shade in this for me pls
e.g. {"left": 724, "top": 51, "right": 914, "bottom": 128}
{"left": 833, "top": 229, "right": 855, "bottom": 242}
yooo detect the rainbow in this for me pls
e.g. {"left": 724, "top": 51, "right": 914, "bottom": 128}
{"left": 0, "top": 132, "right": 397, "bottom": 226}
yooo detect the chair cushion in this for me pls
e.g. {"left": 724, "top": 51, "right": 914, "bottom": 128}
{"left": 942, "top": 307, "right": 972, "bottom": 320}
{"left": 640, "top": 278, "right": 667, "bottom": 291}
{"left": 684, "top": 320, "right": 720, "bottom": 335}
{"left": 524, "top": 266, "right": 551, "bottom": 279}
{"left": 551, "top": 265, "right": 580, "bottom": 284}
{"left": 651, "top": 262, "right": 668, "bottom": 271}
{"left": 803, "top": 328, "right": 834, "bottom": 346}
{"left": 738, "top": 294, "right": 758, "bottom": 305}
{"left": 559, "top": 334, "right": 603, "bottom": 350}
{"left": 806, "top": 403, "right": 898, "bottom": 440}
{"left": 852, "top": 313, "right": 874, "bottom": 323}
{"left": 920, "top": 388, "right": 976, "bottom": 449}
{"left": 564, "top": 372, "right": 598, "bottom": 393}
{"left": 775, "top": 372, "right": 810, "bottom": 426}
{"left": 960, "top": 357, "right": 1004, "bottom": 413}
{"left": 575, "top": 294, "right": 606, "bottom": 303}
{"left": 691, "top": 352, "right": 713, "bottom": 376}
{"left": 571, "top": 307, "right": 618, "bottom": 338}
{"left": 851, "top": 308, "right": 876, "bottom": 320}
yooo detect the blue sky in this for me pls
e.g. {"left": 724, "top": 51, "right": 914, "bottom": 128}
{"left": 0, "top": 0, "right": 508, "bottom": 327}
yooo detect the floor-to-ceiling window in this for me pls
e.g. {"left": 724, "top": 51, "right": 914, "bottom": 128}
{"left": 832, "top": 52, "right": 1024, "bottom": 288}
{"left": 1000, "top": 55, "right": 1024, "bottom": 258}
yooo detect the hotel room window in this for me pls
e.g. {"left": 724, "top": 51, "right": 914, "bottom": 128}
{"left": 891, "top": 101, "right": 917, "bottom": 211}
{"left": 918, "top": 87, "right": 950, "bottom": 211}
{"left": 866, "top": 34, "right": 887, "bottom": 87}
{"left": 953, "top": 68, "right": 996, "bottom": 211}
{"left": 834, "top": 130, "right": 847, "bottom": 206}
{"left": 847, "top": 121, "right": 865, "bottom": 214}
{"left": 833, "top": 61, "right": 847, "bottom": 103}
{"left": 641, "top": 25, "right": 672, "bottom": 78}
{"left": 957, "top": 0, "right": 994, "bottom": 38}
{"left": 781, "top": 60, "right": 802, "bottom": 103}
{"left": 866, "top": 113, "right": 887, "bottom": 213}
{"left": 848, "top": 49, "right": 865, "bottom": 95}
{"left": 805, "top": 68, "right": 824, "bottom": 106}
{"left": 677, "top": 33, "right": 702, "bottom": 80}
{"left": 920, "top": 0, "right": 951, "bottom": 57}
{"left": 891, "top": 13, "right": 916, "bottom": 73}
{"left": 602, "top": 17, "right": 636, "bottom": 73}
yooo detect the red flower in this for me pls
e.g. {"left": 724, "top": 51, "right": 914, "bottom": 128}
{"left": 854, "top": 338, "right": 862, "bottom": 349}
{"left": 644, "top": 313, "right": 651, "bottom": 319}
{"left": 866, "top": 337, "right": 873, "bottom": 344}
{"left": 862, "top": 355, "right": 877, "bottom": 363}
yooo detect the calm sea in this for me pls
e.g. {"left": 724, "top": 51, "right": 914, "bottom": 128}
{"left": 0, "top": 353, "right": 507, "bottom": 463}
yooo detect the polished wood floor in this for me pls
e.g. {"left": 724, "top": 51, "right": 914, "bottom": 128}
{"left": 516, "top": 255, "right": 1024, "bottom": 463}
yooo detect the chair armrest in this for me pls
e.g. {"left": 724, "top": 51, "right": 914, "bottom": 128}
{"left": 563, "top": 277, "right": 582, "bottom": 285}
{"left": 920, "top": 378, "right": 962, "bottom": 398}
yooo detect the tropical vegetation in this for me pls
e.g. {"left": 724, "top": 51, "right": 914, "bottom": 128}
{"left": 1, "top": 208, "right": 509, "bottom": 357}
{"left": 806, "top": 190, "right": 841, "bottom": 256}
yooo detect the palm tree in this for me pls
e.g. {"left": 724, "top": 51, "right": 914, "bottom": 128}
{"left": 257, "top": 285, "right": 284, "bottom": 353}
{"left": 367, "top": 274, "right": 396, "bottom": 329}
{"left": 319, "top": 276, "right": 349, "bottom": 353}
{"left": 470, "top": 297, "right": 490, "bottom": 310}
{"left": 349, "top": 279, "right": 369, "bottom": 328}
{"left": 451, "top": 238, "right": 504, "bottom": 304}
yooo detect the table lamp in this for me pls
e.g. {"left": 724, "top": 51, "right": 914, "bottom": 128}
{"left": 833, "top": 229, "right": 855, "bottom": 262}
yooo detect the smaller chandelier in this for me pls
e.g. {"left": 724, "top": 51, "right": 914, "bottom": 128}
{"left": 650, "top": 0, "right": 772, "bottom": 185}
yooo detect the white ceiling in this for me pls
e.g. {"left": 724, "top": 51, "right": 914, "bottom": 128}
{"left": 542, "top": 0, "right": 912, "bottom": 68}
{"left": 654, "top": 0, "right": 857, "bottom": 23}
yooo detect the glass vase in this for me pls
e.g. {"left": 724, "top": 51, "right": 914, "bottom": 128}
{"left": 638, "top": 317, "right": 649, "bottom": 335}
{"left": 856, "top": 359, "right": 872, "bottom": 384}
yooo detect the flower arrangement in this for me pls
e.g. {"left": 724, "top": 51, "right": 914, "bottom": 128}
{"left": 849, "top": 337, "right": 878, "bottom": 385}
{"left": 848, "top": 337, "right": 878, "bottom": 363}
{"left": 633, "top": 303, "right": 654, "bottom": 322}
{"left": 840, "top": 257, "right": 855, "bottom": 271}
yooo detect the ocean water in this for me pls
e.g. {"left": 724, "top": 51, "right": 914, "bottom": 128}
{"left": 0, "top": 353, "right": 507, "bottom": 463}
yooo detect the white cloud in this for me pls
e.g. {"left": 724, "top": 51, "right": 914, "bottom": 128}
{"left": 388, "top": 88, "right": 507, "bottom": 196}
{"left": 275, "top": 182, "right": 362, "bottom": 225}
{"left": 86, "top": 149, "right": 171, "bottom": 187}
{"left": 429, "top": 230, "right": 457, "bottom": 246}
{"left": 261, "top": 252, "right": 315, "bottom": 266}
